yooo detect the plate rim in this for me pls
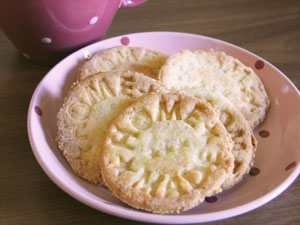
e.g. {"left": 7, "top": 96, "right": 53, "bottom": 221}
{"left": 27, "top": 31, "right": 300, "bottom": 224}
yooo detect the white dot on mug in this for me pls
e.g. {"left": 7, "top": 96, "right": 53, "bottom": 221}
{"left": 89, "top": 16, "right": 99, "bottom": 25}
{"left": 41, "top": 37, "right": 52, "bottom": 44}
{"left": 281, "top": 85, "right": 290, "bottom": 94}
{"left": 22, "top": 53, "right": 31, "bottom": 59}
{"left": 121, "top": 0, "right": 133, "bottom": 7}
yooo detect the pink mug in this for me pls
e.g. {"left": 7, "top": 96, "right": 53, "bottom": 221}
{"left": 0, "top": 0, "right": 147, "bottom": 65}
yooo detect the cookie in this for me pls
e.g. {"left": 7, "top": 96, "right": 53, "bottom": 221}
{"left": 100, "top": 93, "right": 234, "bottom": 213}
{"left": 56, "top": 71, "right": 167, "bottom": 185}
{"left": 182, "top": 89, "right": 257, "bottom": 189}
{"left": 78, "top": 46, "right": 168, "bottom": 81}
{"left": 158, "top": 49, "right": 270, "bottom": 128}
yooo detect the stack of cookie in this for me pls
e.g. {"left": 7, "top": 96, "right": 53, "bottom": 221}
{"left": 56, "top": 46, "right": 269, "bottom": 214}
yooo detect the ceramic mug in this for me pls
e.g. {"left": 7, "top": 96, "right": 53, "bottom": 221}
{"left": 0, "top": 0, "right": 147, "bottom": 65}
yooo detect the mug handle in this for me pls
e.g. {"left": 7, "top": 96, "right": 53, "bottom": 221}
{"left": 120, "top": 0, "right": 147, "bottom": 8}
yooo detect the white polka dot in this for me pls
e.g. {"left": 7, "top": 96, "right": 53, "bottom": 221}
{"left": 274, "top": 98, "right": 279, "bottom": 105}
{"left": 83, "top": 50, "right": 91, "bottom": 59}
{"left": 120, "top": 0, "right": 133, "bottom": 7}
{"left": 281, "top": 85, "right": 290, "bottom": 94}
{"left": 89, "top": 16, "right": 98, "bottom": 25}
{"left": 41, "top": 37, "right": 52, "bottom": 44}
{"left": 22, "top": 53, "right": 31, "bottom": 59}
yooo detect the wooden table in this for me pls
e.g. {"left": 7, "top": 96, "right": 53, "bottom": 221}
{"left": 1, "top": 0, "right": 299, "bottom": 224}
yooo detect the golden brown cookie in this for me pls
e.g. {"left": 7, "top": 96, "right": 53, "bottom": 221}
{"left": 56, "top": 71, "right": 167, "bottom": 185}
{"left": 78, "top": 46, "right": 168, "bottom": 81}
{"left": 158, "top": 49, "right": 270, "bottom": 128}
{"left": 100, "top": 93, "right": 234, "bottom": 213}
{"left": 182, "top": 89, "right": 257, "bottom": 189}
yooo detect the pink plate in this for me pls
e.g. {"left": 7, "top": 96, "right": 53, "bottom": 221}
{"left": 27, "top": 32, "right": 300, "bottom": 224}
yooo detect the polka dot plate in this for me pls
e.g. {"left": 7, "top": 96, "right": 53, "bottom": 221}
{"left": 27, "top": 32, "right": 300, "bottom": 224}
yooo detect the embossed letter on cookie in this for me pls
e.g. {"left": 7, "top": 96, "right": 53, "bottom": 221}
{"left": 100, "top": 93, "right": 234, "bottom": 213}
{"left": 56, "top": 71, "right": 167, "bottom": 185}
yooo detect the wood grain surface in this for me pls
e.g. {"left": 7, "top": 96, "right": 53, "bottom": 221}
{"left": 1, "top": 0, "right": 300, "bottom": 224}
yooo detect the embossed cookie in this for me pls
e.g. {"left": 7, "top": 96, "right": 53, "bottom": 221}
{"left": 158, "top": 49, "right": 270, "bottom": 128}
{"left": 182, "top": 89, "right": 257, "bottom": 189}
{"left": 100, "top": 93, "right": 234, "bottom": 213}
{"left": 78, "top": 46, "right": 168, "bottom": 81}
{"left": 56, "top": 71, "right": 167, "bottom": 185}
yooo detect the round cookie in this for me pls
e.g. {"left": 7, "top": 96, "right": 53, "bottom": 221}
{"left": 78, "top": 46, "right": 168, "bottom": 81}
{"left": 182, "top": 89, "right": 257, "bottom": 189}
{"left": 100, "top": 93, "right": 234, "bottom": 213}
{"left": 56, "top": 71, "right": 167, "bottom": 185}
{"left": 158, "top": 48, "right": 270, "bottom": 128}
